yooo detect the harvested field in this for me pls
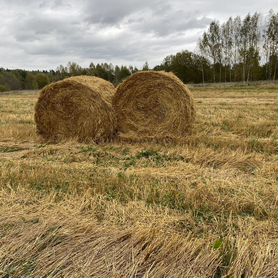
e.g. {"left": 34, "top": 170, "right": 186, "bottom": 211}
{"left": 0, "top": 84, "right": 277, "bottom": 277}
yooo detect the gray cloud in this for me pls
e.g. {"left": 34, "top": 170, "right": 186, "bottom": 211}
{"left": 83, "top": 0, "right": 158, "bottom": 25}
{"left": 0, "top": 0, "right": 276, "bottom": 70}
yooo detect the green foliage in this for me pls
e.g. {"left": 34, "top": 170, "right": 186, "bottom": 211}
{"left": 135, "top": 149, "right": 159, "bottom": 159}
{"left": 159, "top": 50, "right": 211, "bottom": 83}
{"left": 0, "top": 146, "right": 25, "bottom": 153}
{"left": 142, "top": 62, "right": 149, "bottom": 71}
{"left": 213, "top": 239, "right": 223, "bottom": 250}
{"left": 114, "top": 65, "right": 131, "bottom": 84}
{"left": 0, "top": 84, "right": 8, "bottom": 92}
{"left": 25, "top": 73, "right": 38, "bottom": 90}
{"left": 79, "top": 146, "right": 98, "bottom": 153}
{"left": 0, "top": 69, "right": 51, "bottom": 91}
{"left": 263, "top": 10, "right": 278, "bottom": 80}
{"left": 36, "top": 73, "right": 49, "bottom": 89}
{"left": 248, "top": 138, "right": 265, "bottom": 153}
{"left": 0, "top": 71, "right": 21, "bottom": 90}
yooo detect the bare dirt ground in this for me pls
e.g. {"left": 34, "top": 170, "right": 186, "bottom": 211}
{"left": 0, "top": 84, "right": 277, "bottom": 277}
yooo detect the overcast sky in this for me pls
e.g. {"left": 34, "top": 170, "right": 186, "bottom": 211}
{"left": 0, "top": 0, "right": 276, "bottom": 70}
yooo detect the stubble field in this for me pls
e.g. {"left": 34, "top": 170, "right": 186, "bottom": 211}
{"left": 0, "top": 84, "right": 277, "bottom": 277}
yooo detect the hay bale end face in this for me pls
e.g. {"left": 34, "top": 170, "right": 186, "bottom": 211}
{"left": 113, "top": 71, "right": 195, "bottom": 140}
{"left": 35, "top": 76, "right": 116, "bottom": 142}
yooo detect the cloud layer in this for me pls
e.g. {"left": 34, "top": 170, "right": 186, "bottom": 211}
{"left": 0, "top": 0, "right": 276, "bottom": 69}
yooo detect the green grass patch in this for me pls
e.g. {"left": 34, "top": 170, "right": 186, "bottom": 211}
{"left": 0, "top": 146, "right": 25, "bottom": 153}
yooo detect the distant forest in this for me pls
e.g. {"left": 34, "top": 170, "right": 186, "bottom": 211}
{"left": 0, "top": 10, "right": 277, "bottom": 92}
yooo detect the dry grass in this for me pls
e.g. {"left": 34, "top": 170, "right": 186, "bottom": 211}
{"left": 0, "top": 84, "right": 277, "bottom": 277}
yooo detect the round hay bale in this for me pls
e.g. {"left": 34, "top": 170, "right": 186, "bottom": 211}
{"left": 35, "top": 76, "right": 116, "bottom": 142}
{"left": 113, "top": 71, "right": 195, "bottom": 140}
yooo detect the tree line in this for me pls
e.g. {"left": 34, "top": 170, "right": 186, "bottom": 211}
{"left": 0, "top": 63, "right": 138, "bottom": 92}
{"left": 157, "top": 10, "right": 277, "bottom": 84}
{"left": 198, "top": 10, "right": 277, "bottom": 83}
{"left": 0, "top": 10, "right": 277, "bottom": 92}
